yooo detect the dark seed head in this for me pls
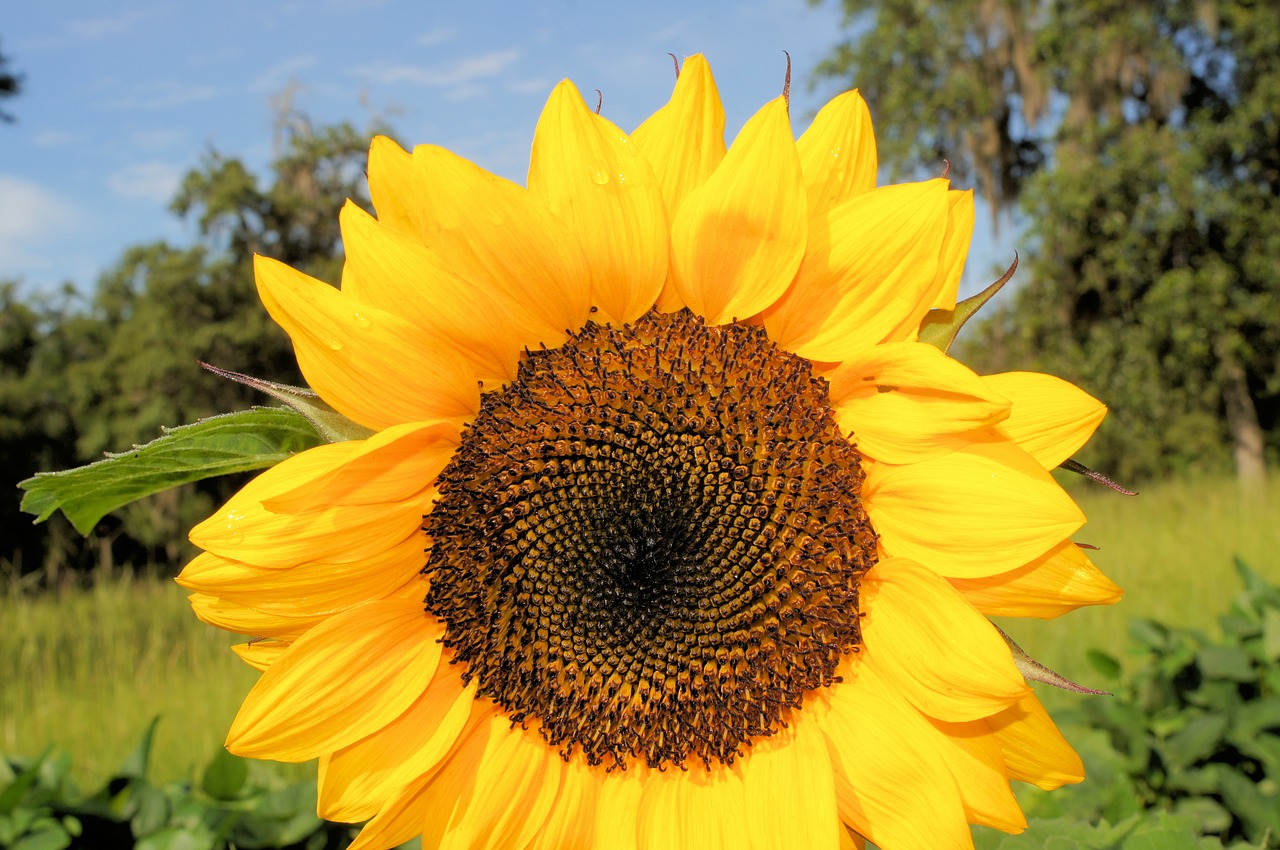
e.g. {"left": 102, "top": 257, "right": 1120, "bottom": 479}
{"left": 422, "top": 309, "right": 877, "bottom": 770}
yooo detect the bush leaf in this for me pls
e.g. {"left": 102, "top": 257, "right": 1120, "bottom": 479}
{"left": 17, "top": 408, "right": 323, "bottom": 535}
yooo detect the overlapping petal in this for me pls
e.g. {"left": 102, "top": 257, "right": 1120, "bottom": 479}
{"left": 950, "top": 540, "right": 1123, "bottom": 618}
{"left": 819, "top": 660, "right": 975, "bottom": 850}
{"left": 984, "top": 371, "right": 1107, "bottom": 469}
{"left": 863, "top": 438, "right": 1086, "bottom": 578}
{"left": 226, "top": 600, "right": 443, "bottom": 762}
{"left": 827, "top": 342, "right": 1011, "bottom": 463}
{"left": 256, "top": 255, "right": 480, "bottom": 428}
{"left": 796, "top": 89, "right": 877, "bottom": 219}
{"left": 529, "top": 79, "right": 667, "bottom": 325}
{"left": 860, "top": 558, "right": 1028, "bottom": 721}
{"left": 763, "top": 180, "right": 949, "bottom": 361}
{"left": 670, "top": 96, "right": 807, "bottom": 324}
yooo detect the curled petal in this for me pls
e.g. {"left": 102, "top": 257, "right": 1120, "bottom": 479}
{"left": 989, "top": 692, "right": 1085, "bottom": 790}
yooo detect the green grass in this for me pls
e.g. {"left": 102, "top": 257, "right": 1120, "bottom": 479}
{"left": 1, "top": 474, "right": 1276, "bottom": 787}
{"left": 0, "top": 569, "right": 311, "bottom": 788}
{"left": 999, "top": 472, "right": 1280, "bottom": 710}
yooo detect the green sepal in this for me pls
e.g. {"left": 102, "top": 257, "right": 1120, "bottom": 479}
{"left": 18, "top": 407, "right": 324, "bottom": 535}
{"left": 918, "top": 254, "right": 1017, "bottom": 352}
{"left": 199, "top": 362, "right": 374, "bottom": 443}
{"left": 995, "top": 624, "right": 1111, "bottom": 695}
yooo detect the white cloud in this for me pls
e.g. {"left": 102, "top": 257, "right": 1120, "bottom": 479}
{"left": 507, "top": 77, "right": 551, "bottom": 95}
{"left": 357, "top": 48, "right": 522, "bottom": 88}
{"left": 106, "top": 82, "right": 219, "bottom": 111}
{"left": 32, "top": 129, "right": 76, "bottom": 147}
{"left": 0, "top": 175, "right": 79, "bottom": 270}
{"left": 250, "top": 55, "right": 321, "bottom": 93}
{"left": 417, "top": 26, "right": 457, "bottom": 47}
{"left": 107, "top": 162, "right": 184, "bottom": 203}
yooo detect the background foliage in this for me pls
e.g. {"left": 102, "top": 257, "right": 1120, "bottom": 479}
{"left": 813, "top": 0, "right": 1280, "bottom": 483}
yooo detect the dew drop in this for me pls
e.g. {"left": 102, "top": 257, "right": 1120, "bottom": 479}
{"left": 591, "top": 170, "right": 610, "bottom": 185}
{"left": 352, "top": 312, "right": 370, "bottom": 328}
{"left": 328, "top": 337, "right": 344, "bottom": 350}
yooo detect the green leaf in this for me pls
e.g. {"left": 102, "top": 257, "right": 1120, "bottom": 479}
{"left": 918, "top": 256, "right": 1016, "bottom": 353}
{"left": 11, "top": 826, "right": 73, "bottom": 850}
{"left": 18, "top": 408, "right": 324, "bottom": 535}
{"left": 1088, "top": 650, "right": 1123, "bottom": 680}
{"left": 1162, "top": 713, "right": 1228, "bottom": 769}
{"left": 200, "top": 749, "right": 248, "bottom": 802}
{"left": 1196, "top": 646, "right": 1255, "bottom": 682}
{"left": 117, "top": 718, "right": 161, "bottom": 781}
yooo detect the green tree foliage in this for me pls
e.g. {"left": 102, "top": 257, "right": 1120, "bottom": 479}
{"left": 813, "top": 0, "right": 1279, "bottom": 482}
{"left": 0, "top": 38, "right": 22, "bottom": 123}
{"left": 3, "top": 115, "right": 381, "bottom": 580}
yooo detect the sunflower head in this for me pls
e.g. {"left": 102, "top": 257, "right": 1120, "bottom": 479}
{"left": 182, "top": 54, "right": 1122, "bottom": 850}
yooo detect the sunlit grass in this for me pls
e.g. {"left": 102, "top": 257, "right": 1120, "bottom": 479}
{"left": 1, "top": 569, "right": 311, "bottom": 788}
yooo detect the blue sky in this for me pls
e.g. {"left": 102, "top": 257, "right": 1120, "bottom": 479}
{"left": 3, "top": 0, "right": 1007, "bottom": 300}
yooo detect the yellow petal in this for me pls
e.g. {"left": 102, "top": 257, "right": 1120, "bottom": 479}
{"left": 631, "top": 54, "right": 728, "bottom": 314}
{"left": 863, "top": 437, "right": 1086, "bottom": 578}
{"left": 177, "top": 539, "right": 420, "bottom": 617}
{"left": 255, "top": 255, "right": 479, "bottom": 429}
{"left": 528, "top": 79, "right": 667, "bottom": 325}
{"left": 950, "top": 540, "right": 1123, "bottom": 619}
{"left": 741, "top": 711, "right": 840, "bottom": 850}
{"left": 191, "top": 475, "right": 429, "bottom": 569}
{"left": 345, "top": 771, "right": 437, "bottom": 850}
{"left": 365, "top": 135, "right": 422, "bottom": 236}
{"left": 639, "top": 762, "right": 750, "bottom": 850}
{"left": 595, "top": 765, "right": 644, "bottom": 850}
{"left": 819, "top": 658, "right": 975, "bottom": 850}
{"left": 989, "top": 691, "right": 1084, "bottom": 790}
{"left": 931, "top": 189, "right": 975, "bottom": 311}
{"left": 264, "top": 419, "right": 457, "bottom": 511}
{"left": 860, "top": 557, "right": 1028, "bottom": 721}
{"left": 631, "top": 53, "right": 727, "bottom": 222}
{"left": 407, "top": 143, "right": 593, "bottom": 344}
{"left": 763, "top": 180, "right": 948, "bottom": 362}
{"left": 827, "top": 342, "right": 1011, "bottom": 463}
{"left": 430, "top": 716, "right": 564, "bottom": 850}
{"left": 188, "top": 592, "right": 322, "bottom": 639}
{"left": 926, "top": 716, "right": 1027, "bottom": 834}
{"left": 319, "top": 668, "right": 477, "bottom": 822}
{"left": 528, "top": 754, "right": 601, "bottom": 850}
{"left": 671, "top": 96, "right": 807, "bottom": 325}
{"left": 226, "top": 600, "right": 442, "bottom": 761}
{"left": 984, "top": 371, "right": 1107, "bottom": 469}
{"left": 796, "top": 89, "right": 877, "bottom": 218}
{"left": 231, "top": 639, "right": 289, "bottom": 673}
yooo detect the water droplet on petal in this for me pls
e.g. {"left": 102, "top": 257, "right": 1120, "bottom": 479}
{"left": 591, "top": 170, "right": 610, "bottom": 185}
{"left": 328, "top": 337, "right": 344, "bottom": 350}
{"left": 352, "top": 312, "right": 370, "bottom": 328}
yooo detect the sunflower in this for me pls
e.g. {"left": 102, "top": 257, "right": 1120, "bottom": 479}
{"left": 179, "top": 55, "right": 1123, "bottom": 849}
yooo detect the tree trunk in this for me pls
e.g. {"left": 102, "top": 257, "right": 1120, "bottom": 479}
{"left": 1217, "top": 341, "right": 1267, "bottom": 484}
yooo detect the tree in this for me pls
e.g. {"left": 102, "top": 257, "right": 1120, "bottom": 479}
{"left": 5, "top": 114, "right": 384, "bottom": 579}
{"left": 813, "top": 0, "right": 1279, "bottom": 482}
{"left": 0, "top": 39, "right": 23, "bottom": 122}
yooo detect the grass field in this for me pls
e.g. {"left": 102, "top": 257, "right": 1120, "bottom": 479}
{"left": 2, "top": 473, "right": 1276, "bottom": 788}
